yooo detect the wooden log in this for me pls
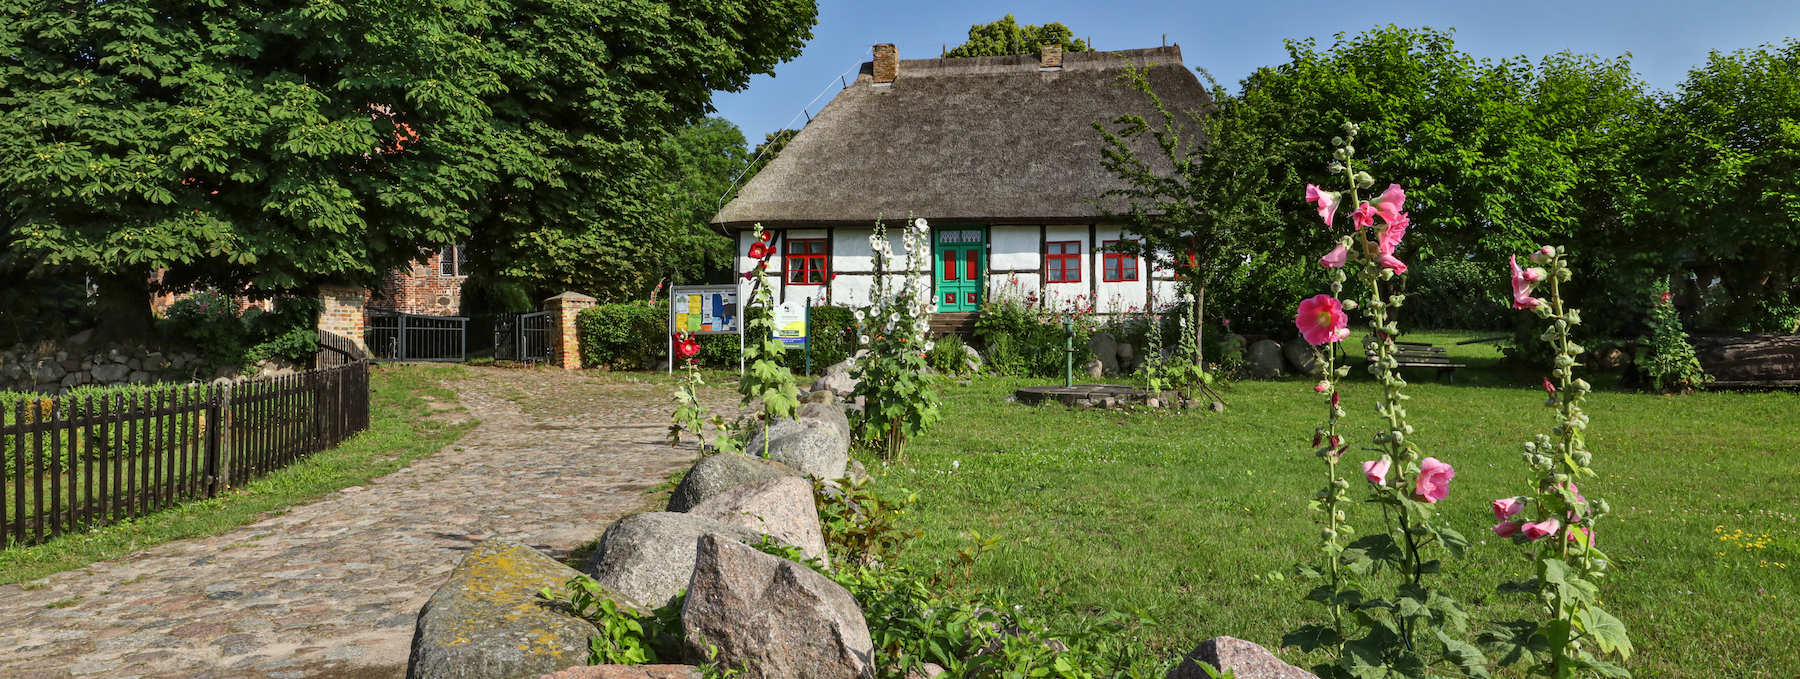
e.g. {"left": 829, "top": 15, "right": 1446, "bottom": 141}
{"left": 1692, "top": 333, "right": 1800, "bottom": 387}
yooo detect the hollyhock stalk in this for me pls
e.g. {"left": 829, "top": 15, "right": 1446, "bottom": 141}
{"left": 1486, "top": 247, "right": 1632, "bottom": 676}
{"left": 1283, "top": 123, "right": 1479, "bottom": 678}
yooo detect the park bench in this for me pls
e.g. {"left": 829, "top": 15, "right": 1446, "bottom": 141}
{"left": 1365, "top": 340, "right": 1467, "bottom": 384}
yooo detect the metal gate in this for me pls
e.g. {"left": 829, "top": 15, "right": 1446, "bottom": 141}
{"left": 365, "top": 309, "right": 467, "bottom": 361}
{"left": 493, "top": 311, "right": 553, "bottom": 362}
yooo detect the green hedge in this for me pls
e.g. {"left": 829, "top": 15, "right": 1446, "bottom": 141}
{"left": 577, "top": 302, "right": 664, "bottom": 369}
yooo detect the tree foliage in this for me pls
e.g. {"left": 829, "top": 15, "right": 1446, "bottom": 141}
{"left": 658, "top": 117, "right": 750, "bottom": 285}
{"left": 1628, "top": 39, "right": 1800, "bottom": 331}
{"left": 0, "top": 0, "right": 817, "bottom": 307}
{"left": 943, "top": 15, "right": 1088, "bottom": 58}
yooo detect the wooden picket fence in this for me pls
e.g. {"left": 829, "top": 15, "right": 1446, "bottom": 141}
{"left": 2, "top": 362, "right": 370, "bottom": 550}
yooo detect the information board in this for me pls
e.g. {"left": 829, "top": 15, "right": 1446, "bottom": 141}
{"left": 772, "top": 301, "right": 807, "bottom": 348}
{"left": 669, "top": 285, "right": 740, "bottom": 335}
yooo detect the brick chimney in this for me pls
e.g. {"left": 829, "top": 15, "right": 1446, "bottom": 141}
{"left": 1040, "top": 44, "right": 1063, "bottom": 69}
{"left": 873, "top": 44, "right": 897, "bottom": 85}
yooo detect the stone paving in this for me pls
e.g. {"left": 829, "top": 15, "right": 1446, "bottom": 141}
{"left": 0, "top": 367, "right": 737, "bottom": 679}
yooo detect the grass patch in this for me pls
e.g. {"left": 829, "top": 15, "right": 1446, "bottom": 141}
{"left": 0, "top": 364, "right": 476, "bottom": 585}
{"left": 876, "top": 330, "right": 1800, "bottom": 678}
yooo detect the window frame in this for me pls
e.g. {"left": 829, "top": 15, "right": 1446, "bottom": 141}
{"left": 440, "top": 244, "right": 465, "bottom": 277}
{"left": 1101, "top": 240, "right": 1139, "bottom": 282}
{"left": 1045, "top": 240, "right": 1082, "bottom": 284}
{"left": 785, "top": 238, "right": 829, "bottom": 285}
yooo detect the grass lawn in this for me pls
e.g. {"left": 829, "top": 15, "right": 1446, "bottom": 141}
{"left": 0, "top": 364, "right": 475, "bottom": 585}
{"left": 873, "top": 331, "right": 1799, "bottom": 678}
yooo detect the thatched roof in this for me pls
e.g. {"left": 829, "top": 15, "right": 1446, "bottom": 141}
{"left": 712, "top": 46, "right": 1211, "bottom": 230}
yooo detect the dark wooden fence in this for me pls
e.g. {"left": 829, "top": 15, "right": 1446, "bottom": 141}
{"left": 2, "top": 361, "right": 370, "bottom": 550}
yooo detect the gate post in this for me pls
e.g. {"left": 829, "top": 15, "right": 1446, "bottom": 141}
{"left": 317, "top": 286, "right": 371, "bottom": 356}
{"left": 545, "top": 292, "right": 597, "bottom": 370}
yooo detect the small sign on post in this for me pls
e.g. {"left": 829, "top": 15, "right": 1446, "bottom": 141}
{"left": 668, "top": 285, "right": 742, "bottom": 375}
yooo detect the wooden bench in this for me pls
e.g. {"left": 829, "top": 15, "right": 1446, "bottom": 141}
{"left": 1365, "top": 340, "right": 1468, "bottom": 383}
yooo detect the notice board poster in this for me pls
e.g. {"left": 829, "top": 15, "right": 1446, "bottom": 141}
{"left": 669, "top": 285, "right": 740, "bottom": 335}
{"left": 772, "top": 301, "right": 807, "bottom": 347}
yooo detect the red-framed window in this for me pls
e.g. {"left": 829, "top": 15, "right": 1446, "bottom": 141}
{"left": 785, "top": 239, "right": 827, "bottom": 285}
{"left": 1046, "top": 241, "right": 1081, "bottom": 283}
{"left": 1102, "top": 240, "right": 1138, "bottom": 282}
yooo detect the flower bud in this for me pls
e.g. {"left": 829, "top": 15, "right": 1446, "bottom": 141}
{"left": 1343, "top": 145, "right": 1355, "bottom": 157}
{"left": 1327, "top": 161, "right": 1345, "bottom": 174}
{"left": 1355, "top": 171, "right": 1374, "bottom": 188}
{"left": 1322, "top": 529, "right": 1338, "bottom": 540}
{"left": 1530, "top": 246, "right": 1555, "bottom": 265}
{"left": 1333, "top": 478, "right": 1350, "bottom": 490}
{"left": 1341, "top": 299, "right": 1358, "bottom": 310}
{"left": 1333, "top": 147, "right": 1349, "bottom": 161}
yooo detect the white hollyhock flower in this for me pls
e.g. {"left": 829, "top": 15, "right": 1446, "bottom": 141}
{"left": 922, "top": 340, "right": 935, "bottom": 352}
{"left": 914, "top": 218, "right": 929, "bottom": 231}
{"left": 860, "top": 335, "right": 870, "bottom": 345}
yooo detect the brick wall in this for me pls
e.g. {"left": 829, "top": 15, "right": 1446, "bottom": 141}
{"left": 318, "top": 286, "right": 370, "bottom": 354}
{"left": 873, "top": 44, "right": 897, "bottom": 84}
{"left": 370, "top": 248, "right": 467, "bottom": 316}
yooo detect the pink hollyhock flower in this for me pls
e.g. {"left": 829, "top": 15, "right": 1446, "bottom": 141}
{"left": 1305, "top": 184, "right": 1339, "bottom": 227}
{"left": 1377, "top": 212, "right": 1408, "bottom": 256}
{"left": 1295, "top": 294, "right": 1350, "bottom": 345}
{"left": 1510, "top": 255, "right": 1543, "bottom": 310}
{"left": 1567, "top": 525, "right": 1592, "bottom": 544}
{"left": 1375, "top": 253, "right": 1408, "bottom": 275}
{"left": 1492, "top": 497, "right": 1526, "bottom": 520}
{"left": 1414, "top": 457, "right": 1455, "bottom": 503}
{"left": 1351, "top": 203, "right": 1375, "bottom": 230}
{"left": 1319, "top": 243, "right": 1348, "bottom": 269}
{"left": 1530, "top": 245, "right": 1554, "bottom": 264}
{"left": 1560, "top": 482, "right": 1590, "bottom": 518}
{"left": 1523, "top": 267, "right": 1547, "bottom": 284}
{"left": 1314, "top": 381, "right": 1330, "bottom": 393}
{"left": 1521, "top": 518, "right": 1561, "bottom": 541}
{"left": 1494, "top": 520, "right": 1522, "bottom": 538}
{"left": 1373, "top": 184, "right": 1406, "bottom": 225}
{"left": 1543, "top": 377, "right": 1556, "bottom": 394}
{"left": 1363, "top": 458, "right": 1391, "bottom": 485}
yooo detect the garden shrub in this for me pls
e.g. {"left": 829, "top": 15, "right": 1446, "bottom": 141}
{"left": 158, "top": 292, "right": 319, "bottom": 368}
{"left": 973, "top": 294, "right": 1095, "bottom": 378}
{"left": 161, "top": 291, "right": 249, "bottom": 361}
{"left": 577, "top": 302, "right": 664, "bottom": 369}
{"left": 695, "top": 334, "right": 741, "bottom": 370}
{"left": 1400, "top": 258, "right": 1511, "bottom": 331}
{"left": 923, "top": 333, "right": 972, "bottom": 375}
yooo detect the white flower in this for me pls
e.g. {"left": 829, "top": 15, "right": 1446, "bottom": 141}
{"left": 914, "top": 218, "right": 929, "bottom": 231}
{"left": 868, "top": 234, "right": 881, "bottom": 250}
{"left": 922, "top": 341, "right": 935, "bottom": 352}
{"left": 859, "top": 335, "right": 870, "bottom": 345}
{"left": 952, "top": 459, "right": 960, "bottom": 470}
{"left": 890, "top": 312, "right": 900, "bottom": 323}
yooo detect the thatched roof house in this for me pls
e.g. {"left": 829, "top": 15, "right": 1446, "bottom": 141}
{"left": 713, "top": 44, "right": 1212, "bottom": 321}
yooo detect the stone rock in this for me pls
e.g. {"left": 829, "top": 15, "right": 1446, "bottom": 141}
{"left": 583, "top": 512, "right": 771, "bottom": 610}
{"left": 59, "top": 358, "right": 81, "bottom": 372}
{"left": 213, "top": 365, "right": 240, "bottom": 380}
{"left": 90, "top": 363, "right": 129, "bottom": 384}
{"left": 30, "top": 359, "right": 65, "bottom": 383}
{"left": 800, "top": 389, "right": 836, "bottom": 404}
{"left": 846, "top": 459, "right": 869, "bottom": 482}
{"left": 811, "top": 360, "right": 860, "bottom": 397}
{"left": 1168, "top": 636, "right": 1317, "bottom": 679}
{"left": 683, "top": 533, "right": 873, "bottom": 678}
{"left": 746, "top": 419, "right": 849, "bottom": 480}
{"left": 905, "top": 663, "right": 946, "bottom": 679}
{"left": 127, "top": 358, "right": 142, "bottom": 370}
{"left": 960, "top": 345, "right": 983, "bottom": 373}
{"left": 144, "top": 352, "right": 167, "bottom": 370}
{"left": 797, "top": 402, "right": 852, "bottom": 446}
{"left": 1211, "top": 401, "right": 1226, "bottom": 413}
{"left": 1116, "top": 342, "right": 1134, "bottom": 360}
{"left": 1245, "top": 340, "right": 1285, "bottom": 379}
{"left": 1087, "top": 332, "right": 1119, "bottom": 374}
{"left": 66, "top": 328, "right": 96, "bottom": 350}
{"left": 667, "top": 453, "right": 803, "bottom": 513}
{"left": 537, "top": 666, "right": 701, "bottom": 679}
{"left": 408, "top": 538, "right": 629, "bottom": 679}
{"left": 1080, "top": 359, "right": 1102, "bottom": 380}
{"left": 690, "top": 476, "right": 829, "bottom": 566}
{"left": 128, "top": 370, "right": 152, "bottom": 384}
{"left": 1282, "top": 337, "right": 1322, "bottom": 377}
{"left": 1145, "top": 397, "right": 1160, "bottom": 408}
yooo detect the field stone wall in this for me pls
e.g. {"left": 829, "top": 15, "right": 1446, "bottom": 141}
{"left": 0, "top": 343, "right": 302, "bottom": 395}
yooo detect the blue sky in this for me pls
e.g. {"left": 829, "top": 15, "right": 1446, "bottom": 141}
{"left": 711, "top": 0, "right": 1800, "bottom": 141}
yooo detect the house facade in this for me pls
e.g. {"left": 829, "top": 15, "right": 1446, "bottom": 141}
{"left": 367, "top": 244, "right": 469, "bottom": 316}
{"left": 711, "top": 44, "right": 1213, "bottom": 322}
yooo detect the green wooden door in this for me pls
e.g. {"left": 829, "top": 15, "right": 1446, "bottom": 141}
{"left": 934, "top": 227, "right": 985, "bottom": 312}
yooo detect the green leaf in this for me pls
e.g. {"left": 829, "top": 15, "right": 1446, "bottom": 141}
{"left": 1497, "top": 578, "right": 1540, "bottom": 595}
{"left": 1294, "top": 562, "right": 1325, "bottom": 580}
{"left": 1435, "top": 629, "right": 1490, "bottom": 678}
{"left": 1341, "top": 534, "right": 1404, "bottom": 576}
{"left": 1576, "top": 606, "right": 1634, "bottom": 660}
{"left": 1282, "top": 624, "right": 1347, "bottom": 653}
{"left": 1431, "top": 525, "right": 1470, "bottom": 559}
{"left": 1477, "top": 620, "right": 1549, "bottom": 667}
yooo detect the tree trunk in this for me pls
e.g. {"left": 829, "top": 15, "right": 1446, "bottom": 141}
{"left": 95, "top": 271, "right": 155, "bottom": 345}
{"left": 1692, "top": 333, "right": 1800, "bottom": 387}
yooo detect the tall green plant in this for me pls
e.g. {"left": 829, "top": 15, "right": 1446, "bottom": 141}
{"left": 1481, "top": 246, "right": 1634, "bottom": 678}
{"left": 1635, "top": 279, "right": 1712, "bottom": 393}
{"left": 849, "top": 218, "right": 941, "bottom": 459}
{"left": 737, "top": 224, "right": 800, "bottom": 454}
{"left": 1283, "top": 123, "right": 1483, "bottom": 679}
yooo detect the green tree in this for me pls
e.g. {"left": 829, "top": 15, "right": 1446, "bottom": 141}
{"left": 943, "top": 15, "right": 1088, "bottom": 58}
{"left": 1629, "top": 39, "right": 1800, "bottom": 331}
{"left": 742, "top": 128, "right": 798, "bottom": 186}
{"left": 659, "top": 117, "right": 751, "bottom": 285}
{"left": 0, "top": 0, "right": 818, "bottom": 328}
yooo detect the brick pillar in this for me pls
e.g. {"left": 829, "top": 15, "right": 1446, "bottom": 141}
{"left": 545, "top": 291, "right": 597, "bottom": 370}
{"left": 318, "top": 285, "right": 370, "bottom": 354}
{"left": 1040, "top": 44, "right": 1063, "bottom": 68}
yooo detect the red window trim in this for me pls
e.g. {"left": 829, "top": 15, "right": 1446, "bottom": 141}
{"left": 1045, "top": 241, "right": 1081, "bottom": 283}
{"left": 785, "top": 238, "right": 828, "bottom": 285}
{"left": 1102, "top": 240, "right": 1139, "bottom": 282}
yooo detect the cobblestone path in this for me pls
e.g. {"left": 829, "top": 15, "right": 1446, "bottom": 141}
{"left": 0, "top": 368, "right": 729, "bottom": 679}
